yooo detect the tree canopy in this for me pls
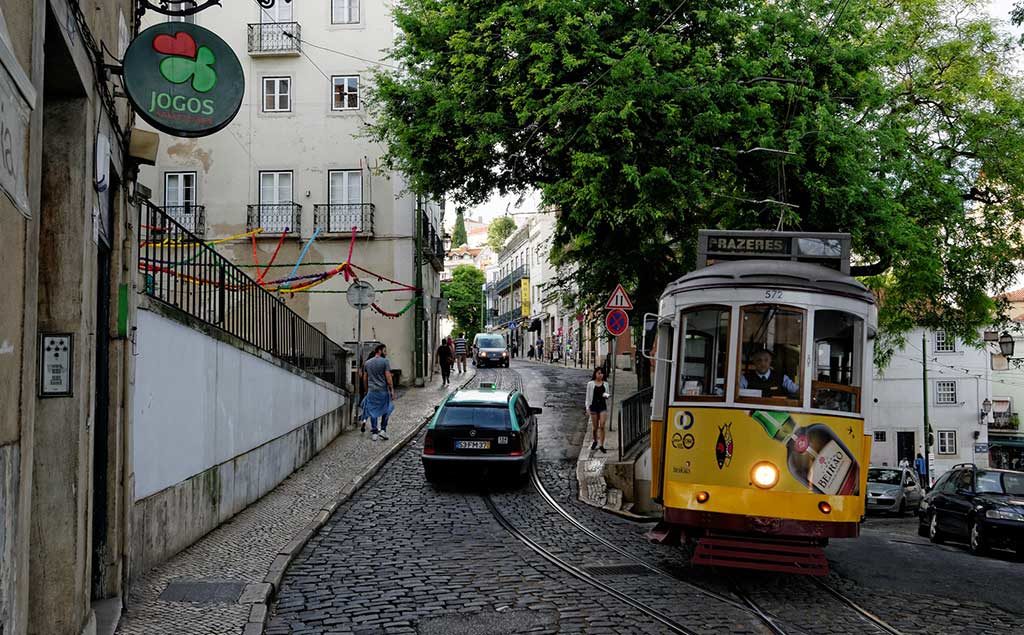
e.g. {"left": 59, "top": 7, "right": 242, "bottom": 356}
{"left": 487, "top": 216, "right": 517, "bottom": 252}
{"left": 451, "top": 209, "right": 468, "bottom": 248}
{"left": 371, "top": 0, "right": 1024, "bottom": 358}
{"left": 442, "top": 264, "right": 486, "bottom": 340}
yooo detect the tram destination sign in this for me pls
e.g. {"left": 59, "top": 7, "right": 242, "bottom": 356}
{"left": 123, "top": 23, "right": 245, "bottom": 137}
{"left": 698, "top": 230, "right": 851, "bottom": 273}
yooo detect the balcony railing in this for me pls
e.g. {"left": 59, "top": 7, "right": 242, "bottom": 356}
{"left": 497, "top": 307, "right": 523, "bottom": 326}
{"left": 494, "top": 264, "right": 529, "bottom": 294}
{"left": 421, "top": 211, "right": 445, "bottom": 271}
{"left": 247, "top": 22, "right": 301, "bottom": 55}
{"left": 991, "top": 411, "right": 1019, "bottom": 431}
{"left": 138, "top": 202, "right": 345, "bottom": 388}
{"left": 619, "top": 387, "right": 653, "bottom": 459}
{"left": 247, "top": 203, "right": 301, "bottom": 235}
{"left": 164, "top": 204, "right": 205, "bottom": 236}
{"left": 313, "top": 203, "right": 374, "bottom": 235}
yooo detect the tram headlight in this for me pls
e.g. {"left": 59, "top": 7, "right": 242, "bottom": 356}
{"left": 751, "top": 462, "right": 780, "bottom": 489}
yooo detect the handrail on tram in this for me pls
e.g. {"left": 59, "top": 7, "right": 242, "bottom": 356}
{"left": 641, "top": 312, "right": 675, "bottom": 363}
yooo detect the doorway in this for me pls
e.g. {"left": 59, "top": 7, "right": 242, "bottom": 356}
{"left": 897, "top": 431, "right": 915, "bottom": 465}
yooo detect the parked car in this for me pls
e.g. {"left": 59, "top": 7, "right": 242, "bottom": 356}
{"left": 472, "top": 333, "right": 510, "bottom": 368}
{"left": 918, "top": 464, "right": 1024, "bottom": 556}
{"left": 866, "top": 466, "right": 924, "bottom": 515}
{"left": 421, "top": 383, "right": 541, "bottom": 483}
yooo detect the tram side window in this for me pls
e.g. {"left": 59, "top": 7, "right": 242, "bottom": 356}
{"left": 676, "top": 306, "right": 730, "bottom": 400}
{"left": 810, "top": 310, "right": 864, "bottom": 413}
{"left": 737, "top": 305, "right": 804, "bottom": 404}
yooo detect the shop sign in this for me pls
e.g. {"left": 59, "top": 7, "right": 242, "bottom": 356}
{"left": 123, "top": 22, "right": 244, "bottom": 137}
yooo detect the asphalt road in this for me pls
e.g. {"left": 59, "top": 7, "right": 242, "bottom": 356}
{"left": 266, "top": 360, "right": 1024, "bottom": 634}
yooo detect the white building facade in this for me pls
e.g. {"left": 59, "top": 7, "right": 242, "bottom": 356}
{"left": 870, "top": 328, "right": 993, "bottom": 481}
{"left": 139, "top": 2, "right": 444, "bottom": 383}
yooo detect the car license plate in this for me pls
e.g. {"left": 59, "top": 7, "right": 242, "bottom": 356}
{"left": 455, "top": 440, "right": 490, "bottom": 450}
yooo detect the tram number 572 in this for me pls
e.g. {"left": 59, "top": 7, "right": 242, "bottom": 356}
{"left": 764, "top": 289, "right": 784, "bottom": 300}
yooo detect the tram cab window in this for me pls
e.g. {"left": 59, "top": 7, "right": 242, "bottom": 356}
{"left": 810, "top": 310, "right": 864, "bottom": 413}
{"left": 736, "top": 305, "right": 804, "bottom": 405}
{"left": 676, "top": 306, "right": 730, "bottom": 400}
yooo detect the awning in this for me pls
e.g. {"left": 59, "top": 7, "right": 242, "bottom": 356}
{"left": 988, "top": 438, "right": 1024, "bottom": 448}
{"left": 528, "top": 318, "right": 542, "bottom": 332}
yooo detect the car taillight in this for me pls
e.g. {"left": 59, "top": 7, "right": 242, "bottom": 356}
{"left": 509, "top": 432, "right": 522, "bottom": 456}
{"left": 423, "top": 431, "right": 435, "bottom": 455}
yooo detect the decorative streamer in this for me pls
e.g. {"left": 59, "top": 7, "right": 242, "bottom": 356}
{"left": 258, "top": 230, "right": 289, "bottom": 283}
{"left": 283, "top": 227, "right": 322, "bottom": 283}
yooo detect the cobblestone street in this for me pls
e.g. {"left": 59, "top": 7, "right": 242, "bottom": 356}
{"left": 267, "top": 361, "right": 1024, "bottom": 635}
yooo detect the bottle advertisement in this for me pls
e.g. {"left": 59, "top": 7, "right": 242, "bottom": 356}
{"left": 664, "top": 406, "right": 865, "bottom": 496}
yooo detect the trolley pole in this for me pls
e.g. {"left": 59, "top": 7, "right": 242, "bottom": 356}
{"left": 922, "top": 331, "right": 930, "bottom": 487}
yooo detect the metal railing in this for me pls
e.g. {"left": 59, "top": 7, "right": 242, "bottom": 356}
{"left": 247, "top": 203, "right": 301, "bottom": 235}
{"left": 313, "top": 203, "right": 374, "bottom": 235}
{"left": 497, "top": 307, "right": 524, "bottom": 326}
{"left": 421, "top": 210, "right": 444, "bottom": 270}
{"left": 139, "top": 202, "right": 345, "bottom": 388}
{"left": 247, "top": 22, "right": 301, "bottom": 54}
{"left": 991, "top": 411, "right": 1019, "bottom": 431}
{"left": 619, "top": 387, "right": 653, "bottom": 459}
{"left": 164, "top": 204, "right": 205, "bottom": 236}
{"left": 494, "top": 264, "right": 529, "bottom": 294}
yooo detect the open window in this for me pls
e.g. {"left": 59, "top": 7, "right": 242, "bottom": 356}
{"left": 736, "top": 305, "right": 804, "bottom": 406}
{"left": 810, "top": 310, "right": 864, "bottom": 413}
{"left": 675, "top": 306, "right": 730, "bottom": 401}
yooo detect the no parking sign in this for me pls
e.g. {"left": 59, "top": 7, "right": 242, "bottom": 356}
{"left": 606, "top": 309, "right": 629, "bottom": 336}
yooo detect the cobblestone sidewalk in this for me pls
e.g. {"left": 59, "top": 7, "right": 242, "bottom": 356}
{"left": 116, "top": 369, "right": 476, "bottom": 635}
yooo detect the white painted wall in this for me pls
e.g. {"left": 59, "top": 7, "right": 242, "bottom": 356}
{"left": 132, "top": 309, "right": 346, "bottom": 500}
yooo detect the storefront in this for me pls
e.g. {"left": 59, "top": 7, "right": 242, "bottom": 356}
{"left": 989, "top": 438, "right": 1024, "bottom": 471}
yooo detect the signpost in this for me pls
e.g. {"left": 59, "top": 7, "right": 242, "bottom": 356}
{"left": 604, "top": 284, "right": 633, "bottom": 441}
{"left": 348, "top": 280, "right": 375, "bottom": 428}
{"left": 122, "top": 23, "right": 245, "bottom": 137}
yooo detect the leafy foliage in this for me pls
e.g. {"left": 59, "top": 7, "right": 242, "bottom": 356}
{"left": 487, "top": 216, "right": 517, "bottom": 252}
{"left": 451, "top": 209, "right": 468, "bottom": 248}
{"left": 370, "top": 0, "right": 1024, "bottom": 361}
{"left": 442, "top": 264, "right": 486, "bottom": 340}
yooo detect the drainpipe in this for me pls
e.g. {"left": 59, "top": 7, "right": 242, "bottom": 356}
{"left": 414, "top": 196, "right": 425, "bottom": 385}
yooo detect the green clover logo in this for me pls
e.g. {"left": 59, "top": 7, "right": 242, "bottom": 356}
{"left": 152, "top": 32, "right": 217, "bottom": 93}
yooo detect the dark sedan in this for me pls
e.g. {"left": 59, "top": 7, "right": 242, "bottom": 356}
{"left": 919, "top": 464, "right": 1024, "bottom": 557}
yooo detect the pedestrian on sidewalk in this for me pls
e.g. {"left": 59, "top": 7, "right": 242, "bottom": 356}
{"left": 585, "top": 367, "right": 609, "bottom": 453}
{"left": 436, "top": 337, "right": 454, "bottom": 386}
{"left": 527, "top": 344, "right": 535, "bottom": 360}
{"left": 511, "top": 339, "right": 519, "bottom": 359}
{"left": 915, "top": 452, "right": 928, "bottom": 488}
{"left": 361, "top": 344, "right": 395, "bottom": 441}
{"left": 454, "top": 332, "right": 468, "bottom": 373}
{"left": 537, "top": 339, "right": 544, "bottom": 362}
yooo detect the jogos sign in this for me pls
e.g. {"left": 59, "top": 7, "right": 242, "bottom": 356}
{"left": 123, "top": 23, "right": 244, "bottom": 137}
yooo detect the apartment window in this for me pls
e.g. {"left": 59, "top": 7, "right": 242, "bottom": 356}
{"left": 332, "top": 76, "right": 359, "bottom": 110}
{"left": 937, "top": 430, "right": 957, "bottom": 455}
{"left": 164, "top": 172, "right": 196, "bottom": 208}
{"left": 263, "top": 77, "right": 291, "bottom": 112}
{"left": 934, "top": 330, "right": 956, "bottom": 353}
{"left": 329, "top": 170, "right": 362, "bottom": 205}
{"left": 167, "top": 2, "right": 196, "bottom": 23}
{"left": 935, "top": 380, "right": 957, "bottom": 405}
{"left": 332, "top": 0, "right": 360, "bottom": 24}
{"left": 261, "top": 1, "right": 292, "bottom": 22}
{"left": 873, "top": 431, "right": 886, "bottom": 443}
{"left": 258, "top": 171, "right": 294, "bottom": 233}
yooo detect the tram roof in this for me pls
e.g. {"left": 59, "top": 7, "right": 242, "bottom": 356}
{"left": 663, "top": 260, "right": 875, "bottom": 304}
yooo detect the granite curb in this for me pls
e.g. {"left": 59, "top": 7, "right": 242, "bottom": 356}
{"left": 245, "top": 369, "right": 479, "bottom": 634}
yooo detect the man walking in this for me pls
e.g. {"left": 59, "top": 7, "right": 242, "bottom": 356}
{"left": 361, "top": 344, "right": 395, "bottom": 441}
{"left": 436, "top": 336, "right": 454, "bottom": 386}
{"left": 915, "top": 452, "right": 928, "bottom": 489}
{"left": 454, "top": 332, "right": 468, "bottom": 373}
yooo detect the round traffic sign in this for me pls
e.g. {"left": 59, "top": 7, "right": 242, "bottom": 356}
{"left": 606, "top": 309, "right": 629, "bottom": 336}
{"left": 346, "top": 281, "right": 375, "bottom": 309}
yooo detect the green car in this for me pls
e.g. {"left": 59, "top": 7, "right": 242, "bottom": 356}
{"left": 422, "top": 383, "right": 541, "bottom": 483}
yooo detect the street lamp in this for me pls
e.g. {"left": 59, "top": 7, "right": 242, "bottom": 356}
{"left": 999, "top": 332, "right": 1015, "bottom": 357}
{"left": 981, "top": 398, "right": 992, "bottom": 424}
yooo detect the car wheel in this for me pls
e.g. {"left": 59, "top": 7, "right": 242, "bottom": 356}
{"left": 928, "top": 512, "right": 944, "bottom": 544}
{"left": 968, "top": 519, "right": 989, "bottom": 556}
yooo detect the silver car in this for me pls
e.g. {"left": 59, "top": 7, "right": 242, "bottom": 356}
{"left": 866, "top": 466, "right": 924, "bottom": 515}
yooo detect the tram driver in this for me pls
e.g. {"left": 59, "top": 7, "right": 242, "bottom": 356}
{"left": 740, "top": 348, "right": 799, "bottom": 399}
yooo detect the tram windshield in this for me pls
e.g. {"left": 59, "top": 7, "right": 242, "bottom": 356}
{"left": 811, "top": 310, "right": 864, "bottom": 413}
{"left": 676, "top": 306, "right": 730, "bottom": 400}
{"left": 737, "top": 305, "right": 803, "bottom": 405}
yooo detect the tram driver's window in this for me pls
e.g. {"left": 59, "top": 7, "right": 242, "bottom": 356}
{"left": 811, "top": 310, "right": 864, "bottom": 413}
{"left": 676, "top": 306, "right": 730, "bottom": 400}
{"left": 737, "top": 305, "right": 804, "bottom": 404}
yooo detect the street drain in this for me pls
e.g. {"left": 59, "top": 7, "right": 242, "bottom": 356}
{"left": 582, "top": 564, "right": 655, "bottom": 577}
{"left": 159, "top": 579, "right": 245, "bottom": 604}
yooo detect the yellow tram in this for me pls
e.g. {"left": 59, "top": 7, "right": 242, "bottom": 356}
{"left": 647, "top": 231, "right": 877, "bottom": 574}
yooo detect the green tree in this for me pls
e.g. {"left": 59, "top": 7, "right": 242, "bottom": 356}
{"left": 487, "top": 216, "right": 517, "bottom": 252}
{"left": 451, "top": 208, "right": 468, "bottom": 248}
{"left": 371, "top": 0, "right": 1024, "bottom": 363}
{"left": 442, "top": 264, "right": 486, "bottom": 340}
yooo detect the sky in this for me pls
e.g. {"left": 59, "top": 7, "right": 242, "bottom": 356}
{"left": 459, "top": 1, "right": 1023, "bottom": 232}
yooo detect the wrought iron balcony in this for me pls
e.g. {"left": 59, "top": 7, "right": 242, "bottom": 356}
{"left": 421, "top": 211, "right": 445, "bottom": 272}
{"left": 497, "top": 307, "right": 524, "bottom": 326}
{"left": 990, "top": 411, "right": 1019, "bottom": 431}
{"left": 164, "top": 204, "right": 205, "bottom": 236}
{"left": 494, "top": 264, "right": 529, "bottom": 294}
{"left": 246, "top": 203, "right": 301, "bottom": 235}
{"left": 247, "top": 22, "right": 301, "bottom": 55}
{"left": 313, "top": 203, "right": 374, "bottom": 235}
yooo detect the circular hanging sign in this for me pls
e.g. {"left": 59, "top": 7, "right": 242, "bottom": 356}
{"left": 346, "top": 281, "right": 376, "bottom": 309}
{"left": 123, "top": 22, "right": 245, "bottom": 138}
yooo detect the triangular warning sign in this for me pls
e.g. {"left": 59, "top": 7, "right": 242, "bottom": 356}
{"left": 605, "top": 284, "right": 633, "bottom": 310}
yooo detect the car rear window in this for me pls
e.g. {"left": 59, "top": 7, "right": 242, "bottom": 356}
{"left": 868, "top": 469, "right": 901, "bottom": 485}
{"left": 437, "top": 405, "right": 511, "bottom": 430}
